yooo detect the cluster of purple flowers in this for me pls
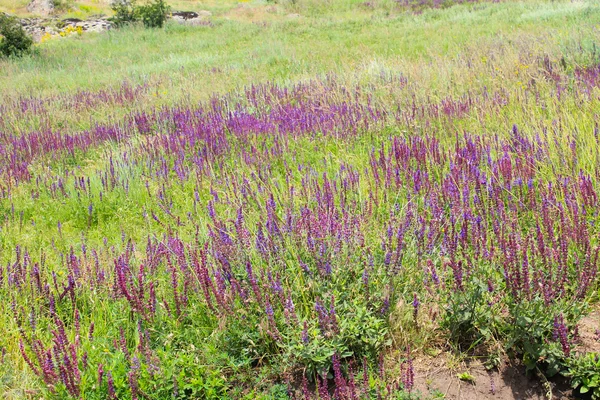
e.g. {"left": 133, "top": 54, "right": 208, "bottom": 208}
{"left": 2, "top": 54, "right": 600, "bottom": 398}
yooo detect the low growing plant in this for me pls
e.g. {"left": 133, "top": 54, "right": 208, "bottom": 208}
{"left": 565, "top": 352, "right": 600, "bottom": 399}
{"left": 440, "top": 275, "right": 501, "bottom": 353}
{"left": 503, "top": 298, "right": 586, "bottom": 377}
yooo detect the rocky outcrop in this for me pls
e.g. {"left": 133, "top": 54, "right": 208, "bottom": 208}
{"left": 15, "top": 9, "right": 211, "bottom": 42}
{"left": 26, "top": 0, "right": 54, "bottom": 16}
{"left": 71, "top": 17, "right": 112, "bottom": 32}
{"left": 19, "top": 16, "right": 112, "bottom": 41}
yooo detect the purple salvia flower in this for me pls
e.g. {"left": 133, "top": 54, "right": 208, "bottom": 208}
{"left": 285, "top": 295, "right": 297, "bottom": 323}
{"left": 553, "top": 314, "right": 570, "bottom": 357}
{"left": 450, "top": 260, "right": 463, "bottom": 291}
{"left": 302, "top": 321, "right": 309, "bottom": 344}
{"left": 103, "top": 358, "right": 115, "bottom": 385}
{"left": 265, "top": 298, "right": 281, "bottom": 341}
{"left": 315, "top": 299, "right": 329, "bottom": 333}
{"left": 256, "top": 224, "right": 269, "bottom": 256}
{"left": 318, "top": 376, "right": 331, "bottom": 400}
{"left": 88, "top": 322, "right": 95, "bottom": 341}
{"left": 98, "top": 363, "right": 104, "bottom": 386}
{"left": 380, "top": 296, "right": 390, "bottom": 316}
{"left": 206, "top": 200, "right": 216, "bottom": 220}
{"left": 384, "top": 251, "right": 392, "bottom": 267}
{"left": 19, "top": 339, "right": 40, "bottom": 376}
{"left": 299, "top": 259, "right": 311, "bottom": 275}
{"left": 487, "top": 279, "right": 494, "bottom": 293}
{"left": 302, "top": 373, "right": 310, "bottom": 400}
{"left": 332, "top": 353, "right": 347, "bottom": 398}
{"left": 29, "top": 307, "right": 36, "bottom": 331}
{"left": 246, "top": 262, "right": 263, "bottom": 306}
{"left": 128, "top": 370, "right": 139, "bottom": 400}
{"left": 74, "top": 309, "right": 81, "bottom": 347}
{"left": 412, "top": 293, "right": 420, "bottom": 324}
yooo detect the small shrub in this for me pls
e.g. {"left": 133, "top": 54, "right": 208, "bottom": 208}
{"left": 110, "top": 0, "right": 170, "bottom": 29}
{"left": 0, "top": 14, "right": 33, "bottom": 58}
{"left": 137, "top": 0, "right": 170, "bottom": 28}
{"left": 109, "top": 0, "right": 138, "bottom": 27}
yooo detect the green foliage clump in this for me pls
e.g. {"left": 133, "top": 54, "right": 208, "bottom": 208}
{"left": 0, "top": 14, "right": 33, "bottom": 58}
{"left": 503, "top": 300, "right": 583, "bottom": 377}
{"left": 566, "top": 352, "right": 600, "bottom": 399}
{"left": 110, "top": 0, "right": 170, "bottom": 29}
{"left": 109, "top": 0, "right": 138, "bottom": 27}
{"left": 440, "top": 276, "right": 501, "bottom": 352}
{"left": 137, "top": 0, "right": 170, "bottom": 28}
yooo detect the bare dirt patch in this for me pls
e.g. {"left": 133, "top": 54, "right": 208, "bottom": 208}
{"left": 576, "top": 307, "right": 600, "bottom": 354}
{"left": 411, "top": 353, "right": 576, "bottom": 400}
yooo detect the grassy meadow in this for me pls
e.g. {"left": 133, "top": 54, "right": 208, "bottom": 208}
{"left": 1, "top": 0, "right": 600, "bottom": 398}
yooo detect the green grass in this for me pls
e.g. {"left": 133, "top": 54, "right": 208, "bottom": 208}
{"left": 2, "top": 0, "right": 597, "bottom": 97}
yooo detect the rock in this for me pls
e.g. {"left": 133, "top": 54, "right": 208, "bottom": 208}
{"left": 80, "top": 19, "right": 112, "bottom": 32}
{"left": 62, "top": 17, "right": 82, "bottom": 24}
{"left": 26, "top": 0, "right": 54, "bottom": 16}
{"left": 19, "top": 17, "right": 47, "bottom": 41}
{"left": 170, "top": 10, "right": 211, "bottom": 25}
{"left": 171, "top": 11, "right": 198, "bottom": 20}
{"left": 286, "top": 13, "right": 301, "bottom": 19}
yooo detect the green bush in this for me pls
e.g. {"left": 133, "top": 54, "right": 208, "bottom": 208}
{"left": 137, "top": 0, "right": 170, "bottom": 28}
{"left": 110, "top": 0, "right": 170, "bottom": 29}
{"left": 0, "top": 14, "right": 33, "bottom": 58}
{"left": 109, "top": 0, "right": 138, "bottom": 28}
